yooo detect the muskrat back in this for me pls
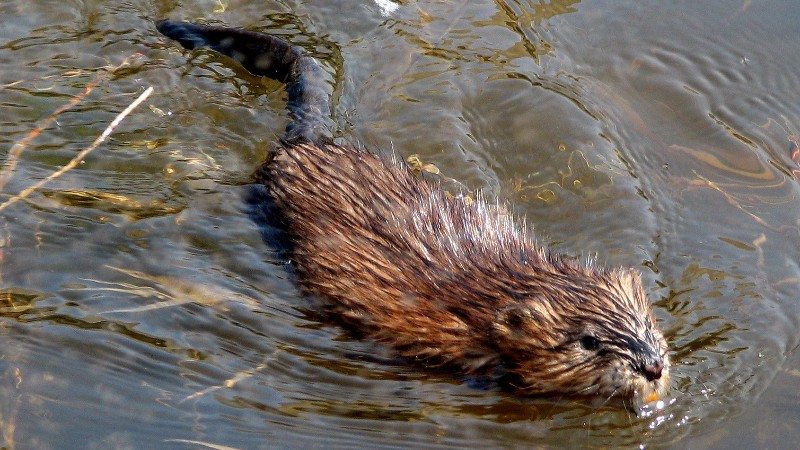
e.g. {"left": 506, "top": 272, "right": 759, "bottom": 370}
{"left": 158, "top": 20, "right": 670, "bottom": 408}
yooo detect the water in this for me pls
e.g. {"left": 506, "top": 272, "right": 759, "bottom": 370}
{"left": 2, "top": 0, "right": 800, "bottom": 448}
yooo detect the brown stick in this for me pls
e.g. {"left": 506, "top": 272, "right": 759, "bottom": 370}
{"left": 0, "top": 53, "right": 144, "bottom": 193}
{"left": 0, "top": 86, "right": 154, "bottom": 213}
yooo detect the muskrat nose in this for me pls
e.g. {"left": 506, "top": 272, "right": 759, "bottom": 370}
{"left": 642, "top": 360, "right": 664, "bottom": 381}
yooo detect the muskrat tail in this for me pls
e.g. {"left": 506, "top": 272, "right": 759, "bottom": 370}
{"left": 156, "top": 20, "right": 331, "bottom": 144}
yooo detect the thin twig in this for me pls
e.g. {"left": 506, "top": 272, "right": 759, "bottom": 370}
{"left": 0, "top": 53, "right": 143, "bottom": 193}
{"left": 0, "top": 80, "right": 100, "bottom": 193}
{"left": 162, "top": 440, "right": 241, "bottom": 450}
{"left": 0, "top": 86, "right": 154, "bottom": 213}
{"left": 180, "top": 362, "right": 269, "bottom": 403}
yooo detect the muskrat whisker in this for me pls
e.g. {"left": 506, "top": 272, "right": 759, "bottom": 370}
{"left": 597, "top": 386, "right": 621, "bottom": 410}
{"left": 621, "top": 398, "right": 635, "bottom": 425}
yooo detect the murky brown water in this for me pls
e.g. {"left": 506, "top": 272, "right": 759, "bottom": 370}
{"left": 2, "top": 0, "right": 800, "bottom": 448}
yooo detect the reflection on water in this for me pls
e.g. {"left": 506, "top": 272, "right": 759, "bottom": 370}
{"left": 2, "top": 0, "right": 800, "bottom": 448}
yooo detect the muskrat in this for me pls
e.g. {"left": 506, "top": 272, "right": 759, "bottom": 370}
{"left": 157, "top": 20, "right": 670, "bottom": 408}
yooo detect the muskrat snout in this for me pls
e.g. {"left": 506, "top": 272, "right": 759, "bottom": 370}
{"left": 634, "top": 344, "right": 666, "bottom": 381}
{"left": 641, "top": 358, "right": 664, "bottom": 381}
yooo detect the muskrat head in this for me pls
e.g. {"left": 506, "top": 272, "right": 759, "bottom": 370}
{"left": 492, "top": 267, "right": 669, "bottom": 409}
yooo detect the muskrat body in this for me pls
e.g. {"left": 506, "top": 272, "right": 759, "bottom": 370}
{"left": 157, "top": 20, "right": 669, "bottom": 407}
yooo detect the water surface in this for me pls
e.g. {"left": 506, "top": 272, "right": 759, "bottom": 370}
{"left": 2, "top": 0, "right": 800, "bottom": 448}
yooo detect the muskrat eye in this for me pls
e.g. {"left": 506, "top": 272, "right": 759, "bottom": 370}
{"left": 580, "top": 335, "right": 600, "bottom": 351}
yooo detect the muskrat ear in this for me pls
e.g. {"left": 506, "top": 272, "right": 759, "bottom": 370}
{"left": 494, "top": 303, "right": 546, "bottom": 340}
{"left": 494, "top": 302, "right": 564, "bottom": 350}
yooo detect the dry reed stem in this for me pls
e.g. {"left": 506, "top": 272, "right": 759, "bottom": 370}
{"left": 180, "top": 361, "right": 269, "bottom": 403}
{"left": 163, "top": 440, "right": 242, "bottom": 450}
{"left": 0, "top": 53, "right": 143, "bottom": 193}
{"left": 0, "top": 79, "right": 100, "bottom": 193}
{"left": 0, "top": 365, "right": 23, "bottom": 450}
{"left": 0, "top": 86, "right": 154, "bottom": 213}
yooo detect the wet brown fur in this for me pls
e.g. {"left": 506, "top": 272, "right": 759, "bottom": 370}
{"left": 261, "top": 142, "right": 670, "bottom": 404}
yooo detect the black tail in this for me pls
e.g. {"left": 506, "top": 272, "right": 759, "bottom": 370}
{"left": 156, "top": 20, "right": 331, "bottom": 144}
